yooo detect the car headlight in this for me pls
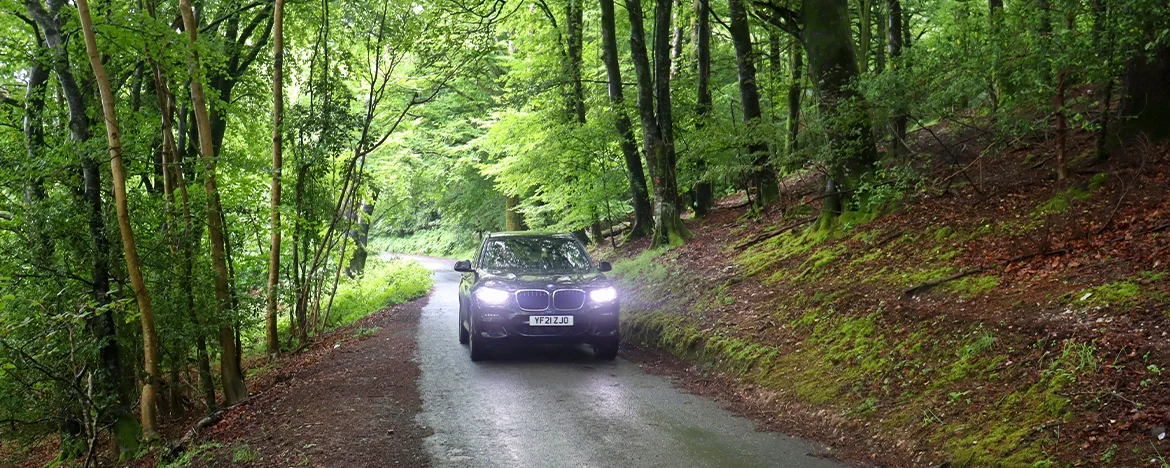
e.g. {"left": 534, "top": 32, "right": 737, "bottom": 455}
{"left": 474, "top": 287, "right": 510, "bottom": 305}
{"left": 590, "top": 286, "right": 618, "bottom": 303}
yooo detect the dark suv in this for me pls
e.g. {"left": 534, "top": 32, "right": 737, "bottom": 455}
{"left": 454, "top": 232, "right": 620, "bottom": 361}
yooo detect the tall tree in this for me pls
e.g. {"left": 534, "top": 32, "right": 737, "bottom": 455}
{"left": 728, "top": 0, "right": 780, "bottom": 204}
{"left": 627, "top": 0, "right": 691, "bottom": 246}
{"left": 24, "top": 0, "right": 134, "bottom": 449}
{"left": 266, "top": 0, "right": 286, "bottom": 357}
{"left": 887, "top": 0, "right": 905, "bottom": 154}
{"left": 857, "top": 0, "right": 872, "bottom": 73}
{"left": 757, "top": 0, "right": 878, "bottom": 225}
{"left": 692, "top": 0, "right": 715, "bottom": 216}
{"left": 74, "top": 0, "right": 161, "bottom": 437}
{"left": 599, "top": 0, "right": 654, "bottom": 234}
{"left": 180, "top": 0, "right": 249, "bottom": 405}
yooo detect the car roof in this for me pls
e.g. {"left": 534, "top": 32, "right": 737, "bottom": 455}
{"left": 485, "top": 231, "right": 576, "bottom": 239}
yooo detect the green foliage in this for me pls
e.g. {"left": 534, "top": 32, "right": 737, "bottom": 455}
{"left": 329, "top": 259, "right": 433, "bottom": 328}
{"left": 372, "top": 228, "right": 480, "bottom": 259}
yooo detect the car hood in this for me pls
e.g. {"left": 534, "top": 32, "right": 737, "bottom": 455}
{"left": 477, "top": 270, "right": 609, "bottom": 289}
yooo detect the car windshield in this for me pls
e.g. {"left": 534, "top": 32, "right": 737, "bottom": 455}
{"left": 480, "top": 237, "right": 593, "bottom": 273}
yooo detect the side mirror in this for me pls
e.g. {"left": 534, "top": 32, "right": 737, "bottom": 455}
{"left": 597, "top": 261, "right": 612, "bottom": 272}
{"left": 453, "top": 260, "right": 474, "bottom": 272}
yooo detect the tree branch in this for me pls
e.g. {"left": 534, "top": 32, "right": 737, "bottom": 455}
{"left": 752, "top": 1, "right": 802, "bottom": 38}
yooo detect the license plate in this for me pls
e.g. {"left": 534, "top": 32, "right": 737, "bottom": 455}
{"left": 529, "top": 315, "right": 574, "bottom": 326}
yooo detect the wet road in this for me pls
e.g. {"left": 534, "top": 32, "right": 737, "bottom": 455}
{"left": 389, "top": 253, "right": 848, "bottom": 468}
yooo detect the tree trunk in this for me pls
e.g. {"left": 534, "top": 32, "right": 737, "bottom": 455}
{"left": 887, "top": 0, "right": 906, "bottom": 154}
{"left": 802, "top": 0, "right": 878, "bottom": 226}
{"left": 25, "top": 0, "right": 135, "bottom": 450}
{"left": 599, "top": 0, "right": 654, "bottom": 234}
{"left": 347, "top": 198, "right": 375, "bottom": 276}
{"left": 728, "top": 0, "right": 779, "bottom": 204}
{"left": 875, "top": 1, "right": 886, "bottom": 73}
{"left": 505, "top": 195, "right": 525, "bottom": 231}
{"left": 266, "top": 0, "right": 286, "bottom": 357}
{"left": 22, "top": 51, "right": 53, "bottom": 261}
{"left": 180, "top": 0, "right": 248, "bottom": 405}
{"left": 76, "top": 0, "right": 161, "bottom": 437}
{"left": 786, "top": 39, "right": 803, "bottom": 159}
{"left": 567, "top": 0, "right": 586, "bottom": 125}
{"left": 692, "top": 0, "right": 715, "bottom": 216}
{"left": 627, "top": 0, "right": 690, "bottom": 247}
{"left": 858, "top": 0, "right": 872, "bottom": 73}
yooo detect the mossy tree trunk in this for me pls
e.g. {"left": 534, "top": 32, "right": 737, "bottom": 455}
{"left": 692, "top": 0, "right": 715, "bottom": 216}
{"left": 627, "top": 0, "right": 691, "bottom": 247}
{"left": 600, "top": 0, "right": 655, "bottom": 234}
{"left": 802, "top": 0, "right": 878, "bottom": 225}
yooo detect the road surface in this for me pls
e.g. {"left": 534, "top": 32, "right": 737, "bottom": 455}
{"left": 384, "top": 253, "right": 848, "bottom": 468}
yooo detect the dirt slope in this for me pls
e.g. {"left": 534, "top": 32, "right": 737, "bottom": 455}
{"left": 173, "top": 301, "right": 430, "bottom": 467}
{"left": 602, "top": 137, "right": 1170, "bottom": 467}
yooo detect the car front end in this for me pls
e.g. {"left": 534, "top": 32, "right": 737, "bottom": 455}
{"left": 468, "top": 276, "right": 620, "bottom": 346}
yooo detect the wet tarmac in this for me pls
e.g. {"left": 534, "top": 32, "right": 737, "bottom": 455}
{"left": 395, "top": 253, "right": 849, "bottom": 468}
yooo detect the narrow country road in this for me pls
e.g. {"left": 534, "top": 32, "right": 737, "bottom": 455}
{"left": 383, "top": 253, "right": 849, "bottom": 468}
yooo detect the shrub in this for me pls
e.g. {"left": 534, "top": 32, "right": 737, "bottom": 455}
{"left": 329, "top": 258, "right": 433, "bottom": 327}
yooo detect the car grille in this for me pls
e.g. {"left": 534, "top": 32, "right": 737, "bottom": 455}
{"left": 515, "top": 290, "right": 550, "bottom": 311}
{"left": 552, "top": 290, "right": 585, "bottom": 310}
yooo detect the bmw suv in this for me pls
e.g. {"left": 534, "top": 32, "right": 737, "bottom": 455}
{"left": 454, "top": 232, "right": 620, "bottom": 361}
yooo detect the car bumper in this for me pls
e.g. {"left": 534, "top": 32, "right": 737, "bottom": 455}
{"left": 470, "top": 303, "right": 620, "bottom": 344}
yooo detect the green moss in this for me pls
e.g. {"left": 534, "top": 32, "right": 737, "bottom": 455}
{"left": 941, "top": 275, "right": 998, "bottom": 299}
{"left": 1032, "top": 187, "right": 1092, "bottom": 218}
{"left": 1088, "top": 172, "right": 1110, "bottom": 191}
{"left": 1075, "top": 280, "right": 1143, "bottom": 309}
{"left": 781, "top": 245, "right": 847, "bottom": 284}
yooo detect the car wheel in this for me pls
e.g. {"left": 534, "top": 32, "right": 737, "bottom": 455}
{"left": 468, "top": 324, "right": 489, "bottom": 361}
{"left": 458, "top": 300, "right": 469, "bottom": 345}
{"left": 593, "top": 336, "right": 619, "bottom": 361}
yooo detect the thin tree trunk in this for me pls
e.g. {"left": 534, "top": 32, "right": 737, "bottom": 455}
{"left": 858, "top": 0, "right": 872, "bottom": 73}
{"left": 347, "top": 197, "right": 375, "bottom": 276}
{"left": 599, "top": 0, "right": 654, "bottom": 234}
{"left": 179, "top": 0, "right": 248, "bottom": 405}
{"left": 887, "top": 0, "right": 906, "bottom": 154}
{"left": 728, "top": 0, "right": 780, "bottom": 204}
{"left": 786, "top": 39, "right": 803, "bottom": 158}
{"left": 266, "top": 0, "right": 286, "bottom": 357}
{"left": 692, "top": 0, "right": 715, "bottom": 216}
{"left": 1054, "top": 11, "right": 1074, "bottom": 181}
{"left": 76, "top": 0, "right": 161, "bottom": 437}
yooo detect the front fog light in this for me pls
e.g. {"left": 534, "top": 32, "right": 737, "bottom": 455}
{"left": 475, "top": 287, "right": 510, "bottom": 305}
{"left": 590, "top": 286, "right": 618, "bottom": 303}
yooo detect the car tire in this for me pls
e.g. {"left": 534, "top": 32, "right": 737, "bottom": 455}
{"left": 468, "top": 325, "right": 489, "bottom": 361}
{"left": 593, "top": 336, "right": 619, "bottom": 361}
{"left": 458, "top": 300, "right": 469, "bottom": 345}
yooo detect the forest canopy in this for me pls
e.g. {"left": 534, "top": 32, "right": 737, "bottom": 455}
{"left": 0, "top": 0, "right": 1168, "bottom": 462}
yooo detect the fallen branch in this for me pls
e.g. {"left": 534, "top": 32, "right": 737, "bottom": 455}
{"left": 733, "top": 217, "right": 815, "bottom": 250}
{"left": 903, "top": 248, "right": 1070, "bottom": 297}
{"left": 0, "top": 212, "right": 12, "bottom": 220}
{"left": 1138, "top": 221, "right": 1170, "bottom": 236}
